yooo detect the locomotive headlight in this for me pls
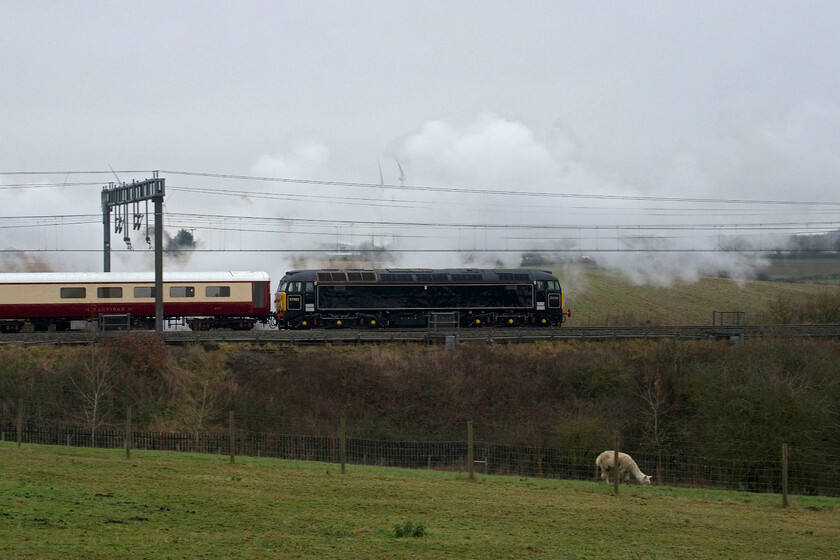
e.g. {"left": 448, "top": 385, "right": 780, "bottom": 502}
{"left": 508, "top": 319, "right": 514, "bottom": 324}
{"left": 337, "top": 320, "right": 342, "bottom": 326}
{"left": 371, "top": 320, "right": 376, "bottom": 325}
{"left": 475, "top": 319, "right": 481, "bottom": 325}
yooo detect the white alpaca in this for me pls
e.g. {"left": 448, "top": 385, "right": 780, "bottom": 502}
{"left": 595, "top": 450, "right": 651, "bottom": 485}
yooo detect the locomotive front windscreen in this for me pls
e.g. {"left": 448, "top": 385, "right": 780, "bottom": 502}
{"left": 317, "top": 283, "right": 534, "bottom": 310}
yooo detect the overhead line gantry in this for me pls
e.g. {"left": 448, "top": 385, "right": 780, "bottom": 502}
{"left": 101, "top": 172, "right": 165, "bottom": 332}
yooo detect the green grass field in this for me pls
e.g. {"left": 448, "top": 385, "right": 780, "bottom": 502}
{"left": 557, "top": 267, "right": 839, "bottom": 326}
{"left": 2, "top": 444, "right": 838, "bottom": 559}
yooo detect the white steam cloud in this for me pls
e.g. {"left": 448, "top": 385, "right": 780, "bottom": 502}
{"left": 240, "top": 112, "right": 810, "bottom": 288}
{"left": 251, "top": 139, "right": 332, "bottom": 179}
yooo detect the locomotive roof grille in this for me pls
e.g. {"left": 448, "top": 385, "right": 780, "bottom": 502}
{"left": 316, "top": 272, "right": 348, "bottom": 282}
{"left": 498, "top": 273, "right": 531, "bottom": 281}
{"left": 287, "top": 268, "right": 559, "bottom": 284}
{"left": 450, "top": 273, "right": 483, "bottom": 281}
{"left": 316, "top": 271, "right": 378, "bottom": 282}
{"left": 415, "top": 273, "right": 450, "bottom": 282}
{"left": 380, "top": 273, "right": 417, "bottom": 282}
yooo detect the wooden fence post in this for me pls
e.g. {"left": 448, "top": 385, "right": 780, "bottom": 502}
{"left": 17, "top": 398, "right": 23, "bottom": 449}
{"left": 125, "top": 407, "right": 132, "bottom": 459}
{"left": 782, "top": 443, "right": 789, "bottom": 508}
{"left": 340, "top": 416, "right": 347, "bottom": 475}
{"left": 467, "top": 421, "right": 475, "bottom": 481}
{"left": 229, "top": 410, "right": 235, "bottom": 464}
{"left": 613, "top": 433, "right": 620, "bottom": 495}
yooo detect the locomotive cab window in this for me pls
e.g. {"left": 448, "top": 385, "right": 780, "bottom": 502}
{"left": 97, "top": 287, "right": 123, "bottom": 299}
{"left": 170, "top": 286, "right": 195, "bottom": 298}
{"left": 205, "top": 286, "right": 230, "bottom": 298}
{"left": 60, "top": 287, "right": 86, "bottom": 299}
{"left": 134, "top": 287, "right": 156, "bottom": 298}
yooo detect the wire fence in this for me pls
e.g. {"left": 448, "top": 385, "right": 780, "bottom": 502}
{"left": 3, "top": 420, "right": 839, "bottom": 499}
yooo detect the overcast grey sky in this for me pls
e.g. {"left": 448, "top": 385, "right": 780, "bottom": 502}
{"left": 2, "top": 1, "right": 840, "bottom": 284}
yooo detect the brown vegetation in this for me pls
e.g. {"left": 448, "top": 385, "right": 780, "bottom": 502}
{"left": 2, "top": 336, "right": 840, "bottom": 480}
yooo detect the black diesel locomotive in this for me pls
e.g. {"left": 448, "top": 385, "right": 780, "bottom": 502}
{"left": 275, "top": 268, "right": 570, "bottom": 329}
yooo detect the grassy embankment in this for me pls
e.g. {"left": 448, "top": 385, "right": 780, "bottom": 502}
{"left": 557, "top": 267, "right": 839, "bottom": 326}
{"left": 2, "top": 443, "right": 838, "bottom": 559}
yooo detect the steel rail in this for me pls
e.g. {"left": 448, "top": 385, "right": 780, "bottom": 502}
{"left": 3, "top": 324, "right": 840, "bottom": 347}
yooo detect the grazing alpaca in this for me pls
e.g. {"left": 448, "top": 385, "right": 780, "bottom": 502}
{"left": 596, "top": 450, "right": 651, "bottom": 485}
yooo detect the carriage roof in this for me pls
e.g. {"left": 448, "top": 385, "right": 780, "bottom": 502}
{"left": 0, "top": 271, "right": 270, "bottom": 284}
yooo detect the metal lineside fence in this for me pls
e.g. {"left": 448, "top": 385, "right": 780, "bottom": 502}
{"left": 3, "top": 416, "right": 838, "bottom": 500}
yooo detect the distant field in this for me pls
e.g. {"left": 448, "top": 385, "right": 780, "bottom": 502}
{"left": 759, "top": 257, "right": 840, "bottom": 283}
{"left": 2, "top": 444, "right": 838, "bottom": 559}
{"left": 556, "top": 267, "right": 840, "bottom": 326}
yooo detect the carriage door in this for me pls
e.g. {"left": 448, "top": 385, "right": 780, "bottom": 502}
{"left": 286, "top": 282, "right": 303, "bottom": 313}
{"left": 535, "top": 281, "right": 547, "bottom": 311}
{"left": 547, "top": 280, "right": 562, "bottom": 309}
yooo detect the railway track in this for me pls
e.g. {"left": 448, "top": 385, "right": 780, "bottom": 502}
{"left": 3, "top": 324, "right": 840, "bottom": 346}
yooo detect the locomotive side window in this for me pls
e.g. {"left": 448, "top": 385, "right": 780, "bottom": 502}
{"left": 60, "top": 287, "right": 86, "bottom": 299}
{"left": 134, "top": 287, "right": 156, "bottom": 298}
{"left": 97, "top": 287, "right": 123, "bottom": 299}
{"left": 304, "top": 282, "right": 314, "bottom": 294}
{"left": 170, "top": 286, "right": 195, "bottom": 298}
{"left": 205, "top": 286, "right": 231, "bottom": 297}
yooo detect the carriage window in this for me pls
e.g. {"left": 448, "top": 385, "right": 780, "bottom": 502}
{"left": 170, "top": 286, "right": 195, "bottom": 298}
{"left": 97, "top": 287, "right": 123, "bottom": 299}
{"left": 134, "top": 286, "right": 156, "bottom": 298}
{"left": 205, "top": 286, "right": 230, "bottom": 297}
{"left": 60, "top": 287, "right": 86, "bottom": 299}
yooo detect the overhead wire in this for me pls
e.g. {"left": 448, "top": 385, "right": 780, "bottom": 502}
{"left": 2, "top": 169, "right": 840, "bottom": 254}
{"left": 3, "top": 168, "right": 840, "bottom": 207}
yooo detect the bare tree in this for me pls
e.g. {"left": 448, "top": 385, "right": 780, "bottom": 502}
{"left": 637, "top": 369, "right": 675, "bottom": 453}
{"left": 174, "top": 346, "right": 235, "bottom": 449}
{"left": 636, "top": 361, "right": 678, "bottom": 482}
{"left": 68, "top": 346, "right": 116, "bottom": 446}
